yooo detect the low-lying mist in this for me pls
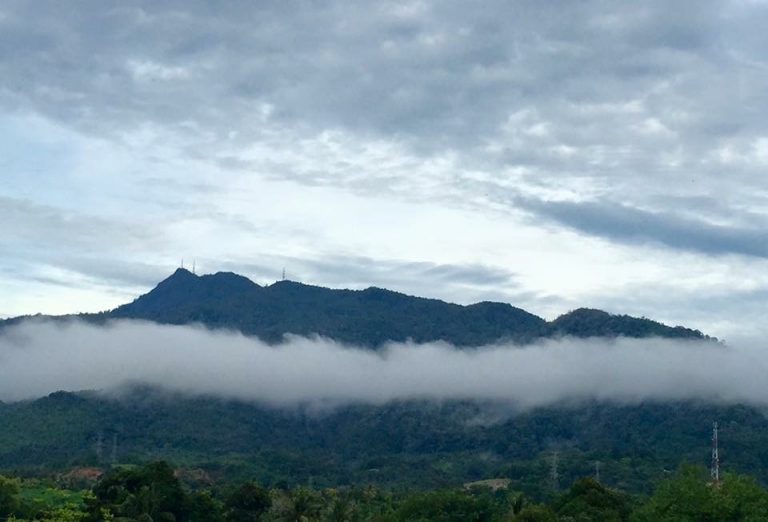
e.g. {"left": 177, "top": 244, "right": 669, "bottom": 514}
{"left": 0, "top": 319, "right": 763, "bottom": 408}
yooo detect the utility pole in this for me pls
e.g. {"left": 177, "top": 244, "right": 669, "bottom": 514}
{"left": 95, "top": 431, "right": 103, "bottom": 463}
{"left": 111, "top": 433, "right": 118, "bottom": 465}
{"left": 595, "top": 461, "right": 601, "bottom": 483}
{"left": 711, "top": 421, "right": 720, "bottom": 486}
{"left": 551, "top": 451, "right": 559, "bottom": 492}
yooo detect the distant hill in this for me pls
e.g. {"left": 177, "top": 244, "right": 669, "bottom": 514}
{"left": 0, "top": 268, "right": 707, "bottom": 346}
{"left": 100, "top": 268, "right": 705, "bottom": 346}
{"left": 0, "top": 388, "right": 762, "bottom": 494}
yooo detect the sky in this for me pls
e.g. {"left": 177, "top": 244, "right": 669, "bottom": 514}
{"left": 1, "top": 1, "right": 767, "bottom": 341}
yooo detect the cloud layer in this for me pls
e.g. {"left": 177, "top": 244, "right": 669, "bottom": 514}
{"left": 0, "top": 320, "right": 764, "bottom": 410}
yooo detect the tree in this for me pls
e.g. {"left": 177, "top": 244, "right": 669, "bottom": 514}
{"left": 633, "top": 465, "right": 768, "bottom": 521}
{"left": 511, "top": 505, "right": 557, "bottom": 522}
{"left": 224, "top": 482, "right": 271, "bottom": 521}
{"left": 0, "top": 475, "right": 21, "bottom": 518}
{"left": 395, "top": 489, "right": 497, "bottom": 521}
{"left": 553, "top": 477, "right": 631, "bottom": 521}
{"left": 86, "top": 461, "right": 189, "bottom": 522}
{"left": 190, "top": 490, "right": 224, "bottom": 521}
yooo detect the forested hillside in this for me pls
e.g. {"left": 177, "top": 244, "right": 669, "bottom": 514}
{"left": 0, "top": 269, "right": 731, "bottom": 511}
{"left": 0, "top": 269, "right": 708, "bottom": 347}
{"left": 0, "top": 389, "right": 761, "bottom": 498}
{"left": 108, "top": 269, "right": 708, "bottom": 345}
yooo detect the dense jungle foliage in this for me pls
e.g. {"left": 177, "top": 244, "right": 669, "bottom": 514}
{"left": 1, "top": 461, "right": 765, "bottom": 521}
{"left": 1, "top": 390, "right": 765, "bottom": 497}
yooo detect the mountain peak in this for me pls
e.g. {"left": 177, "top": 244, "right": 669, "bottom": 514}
{"left": 552, "top": 307, "right": 706, "bottom": 340}
{"left": 168, "top": 267, "right": 197, "bottom": 279}
{"left": 103, "top": 269, "right": 708, "bottom": 346}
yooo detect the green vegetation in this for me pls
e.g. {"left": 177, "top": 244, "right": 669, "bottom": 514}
{"left": 106, "top": 270, "right": 709, "bottom": 346}
{"left": 3, "top": 391, "right": 768, "bottom": 496}
{"left": 4, "top": 462, "right": 768, "bottom": 521}
{"left": 0, "top": 269, "right": 707, "bottom": 347}
{"left": 0, "top": 476, "right": 85, "bottom": 521}
{"left": 0, "top": 268, "right": 732, "bottom": 521}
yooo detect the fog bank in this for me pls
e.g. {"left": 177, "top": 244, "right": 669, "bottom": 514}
{"left": 0, "top": 319, "right": 762, "bottom": 408}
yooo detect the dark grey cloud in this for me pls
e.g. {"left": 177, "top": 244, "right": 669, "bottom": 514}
{"left": 0, "top": 1, "right": 755, "bottom": 148}
{"left": 5, "top": 0, "right": 764, "bottom": 235}
{"left": 518, "top": 197, "right": 768, "bottom": 258}
{"left": 216, "top": 254, "right": 532, "bottom": 306}
{"left": 2, "top": 1, "right": 767, "bottom": 219}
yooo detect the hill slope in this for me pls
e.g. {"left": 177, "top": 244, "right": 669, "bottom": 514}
{"left": 104, "top": 269, "right": 705, "bottom": 346}
{"left": 0, "top": 389, "right": 760, "bottom": 495}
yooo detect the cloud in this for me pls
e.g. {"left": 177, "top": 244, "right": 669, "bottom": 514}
{"left": 217, "top": 255, "right": 523, "bottom": 304}
{"left": 517, "top": 197, "right": 768, "bottom": 258}
{"left": 1, "top": 0, "right": 762, "bottom": 249}
{"left": 2, "top": 1, "right": 766, "bottom": 179}
{"left": 0, "top": 195, "right": 170, "bottom": 290}
{"left": 0, "top": 196, "right": 157, "bottom": 252}
{"left": 0, "top": 319, "right": 763, "bottom": 410}
{"left": 2, "top": 0, "right": 768, "bottom": 339}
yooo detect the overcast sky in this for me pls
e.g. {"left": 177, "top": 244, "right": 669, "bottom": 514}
{"left": 1, "top": 1, "right": 767, "bottom": 340}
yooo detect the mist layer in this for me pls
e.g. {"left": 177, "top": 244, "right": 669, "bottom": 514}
{"left": 0, "top": 319, "right": 761, "bottom": 408}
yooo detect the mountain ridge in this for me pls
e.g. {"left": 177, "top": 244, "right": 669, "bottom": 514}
{"left": 0, "top": 268, "right": 708, "bottom": 346}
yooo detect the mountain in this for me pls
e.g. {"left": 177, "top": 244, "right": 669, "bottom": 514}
{"left": 550, "top": 308, "right": 705, "bottom": 339}
{"left": 105, "top": 268, "right": 706, "bottom": 346}
{"left": 0, "top": 268, "right": 708, "bottom": 346}
{"left": 0, "top": 270, "right": 727, "bottom": 496}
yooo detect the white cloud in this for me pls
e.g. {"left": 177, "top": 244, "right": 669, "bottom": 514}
{"left": 127, "top": 60, "right": 191, "bottom": 81}
{"left": 0, "top": 320, "right": 764, "bottom": 410}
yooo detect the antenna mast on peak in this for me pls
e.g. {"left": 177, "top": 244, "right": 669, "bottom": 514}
{"left": 192, "top": 259, "right": 196, "bottom": 275}
{"left": 282, "top": 267, "right": 286, "bottom": 281}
